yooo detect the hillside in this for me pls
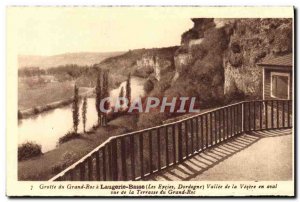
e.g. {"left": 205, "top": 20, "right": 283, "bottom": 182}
{"left": 18, "top": 51, "right": 125, "bottom": 69}
{"left": 96, "top": 46, "right": 178, "bottom": 88}
{"left": 95, "top": 18, "right": 292, "bottom": 129}
{"left": 94, "top": 18, "right": 292, "bottom": 107}
{"left": 170, "top": 18, "right": 292, "bottom": 104}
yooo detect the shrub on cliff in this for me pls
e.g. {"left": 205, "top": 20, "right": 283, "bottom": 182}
{"left": 18, "top": 110, "right": 23, "bottom": 119}
{"left": 181, "top": 29, "right": 199, "bottom": 47}
{"left": 33, "top": 107, "right": 39, "bottom": 115}
{"left": 18, "top": 142, "right": 42, "bottom": 161}
{"left": 143, "top": 79, "right": 154, "bottom": 94}
{"left": 58, "top": 131, "right": 80, "bottom": 144}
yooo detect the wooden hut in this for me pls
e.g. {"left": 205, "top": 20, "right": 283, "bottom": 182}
{"left": 257, "top": 54, "right": 293, "bottom": 100}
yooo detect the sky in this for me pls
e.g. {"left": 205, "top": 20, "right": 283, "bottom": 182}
{"left": 8, "top": 7, "right": 196, "bottom": 56}
{"left": 7, "top": 7, "right": 293, "bottom": 56}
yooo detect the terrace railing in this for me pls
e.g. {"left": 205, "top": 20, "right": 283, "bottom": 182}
{"left": 49, "top": 99, "right": 293, "bottom": 181}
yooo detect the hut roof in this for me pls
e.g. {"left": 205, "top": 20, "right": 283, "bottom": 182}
{"left": 257, "top": 53, "right": 293, "bottom": 67}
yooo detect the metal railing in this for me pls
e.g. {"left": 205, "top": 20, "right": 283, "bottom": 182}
{"left": 49, "top": 99, "right": 293, "bottom": 181}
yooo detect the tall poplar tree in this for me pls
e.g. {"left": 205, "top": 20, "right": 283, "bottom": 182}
{"left": 126, "top": 73, "right": 131, "bottom": 109}
{"left": 118, "top": 86, "right": 125, "bottom": 111}
{"left": 95, "top": 70, "right": 102, "bottom": 125}
{"left": 101, "top": 70, "right": 110, "bottom": 126}
{"left": 72, "top": 84, "right": 80, "bottom": 133}
{"left": 82, "top": 96, "right": 87, "bottom": 133}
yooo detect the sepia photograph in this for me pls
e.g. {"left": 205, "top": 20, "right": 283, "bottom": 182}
{"left": 6, "top": 6, "right": 294, "bottom": 197}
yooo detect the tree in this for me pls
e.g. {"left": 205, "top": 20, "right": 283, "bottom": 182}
{"left": 82, "top": 96, "right": 87, "bottom": 133}
{"left": 95, "top": 69, "right": 110, "bottom": 126}
{"left": 72, "top": 84, "right": 80, "bottom": 133}
{"left": 95, "top": 70, "right": 102, "bottom": 125}
{"left": 118, "top": 86, "right": 125, "bottom": 111}
{"left": 101, "top": 70, "right": 110, "bottom": 126}
{"left": 126, "top": 73, "right": 131, "bottom": 108}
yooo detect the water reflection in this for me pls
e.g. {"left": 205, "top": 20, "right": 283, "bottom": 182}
{"left": 18, "top": 77, "right": 145, "bottom": 152}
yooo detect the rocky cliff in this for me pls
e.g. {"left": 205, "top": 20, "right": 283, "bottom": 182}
{"left": 168, "top": 18, "right": 232, "bottom": 106}
{"left": 98, "top": 18, "right": 292, "bottom": 107}
{"left": 223, "top": 18, "right": 292, "bottom": 97}
{"left": 167, "top": 18, "right": 292, "bottom": 106}
{"left": 98, "top": 46, "right": 177, "bottom": 89}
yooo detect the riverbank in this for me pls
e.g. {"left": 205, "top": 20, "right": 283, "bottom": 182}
{"left": 19, "top": 87, "right": 94, "bottom": 119}
{"left": 18, "top": 114, "right": 138, "bottom": 181}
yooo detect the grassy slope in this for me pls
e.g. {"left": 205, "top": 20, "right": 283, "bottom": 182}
{"left": 18, "top": 115, "right": 138, "bottom": 181}
{"left": 18, "top": 51, "right": 125, "bottom": 69}
{"left": 18, "top": 81, "right": 89, "bottom": 110}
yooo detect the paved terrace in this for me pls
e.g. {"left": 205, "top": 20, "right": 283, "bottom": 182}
{"left": 147, "top": 129, "right": 293, "bottom": 181}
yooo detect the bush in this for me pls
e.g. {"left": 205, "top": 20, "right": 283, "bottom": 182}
{"left": 18, "top": 142, "right": 42, "bottom": 161}
{"left": 58, "top": 131, "right": 80, "bottom": 144}
{"left": 33, "top": 107, "right": 39, "bottom": 114}
{"left": 18, "top": 110, "right": 23, "bottom": 119}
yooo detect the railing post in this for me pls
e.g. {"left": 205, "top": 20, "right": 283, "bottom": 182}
{"left": 149, "top": 130, "right": 153, "bottom": 174}
{"left": 80, "top": 163, "right": 85, "bottom": 181}
{"left": 222, "top": 108, "right": 225, "bottom": 140}
{"left": 201, "top": 116, "right": 204, "bottom": 150}
{"left": 248, "top": 102, "right": 251, "bottom": 131}
{"left": 95, "top": 151, "right": 100, "bottom": 181}
{"left": 266, "top": 101, "right": 268, "bottom": 129}
{"left": 196, "top": 117, "right": 199, "bottom": 151}
{"left": 87, "top": 156, "right": 93, "bottom": 181}
{"left": 172, "top": 124, "right": 176, "bottom": 165}
{"left": 121, "top": 137, "right": 127, "bottom": 181}
{"left": 102, "top": 147, "right": 107, "bottom": 181}
{"left": 287, "top": 100, "right": 290, "bottom": 127}
{"left": 130, "top": 135, "right": 135, "bottom": 180}
{"left": 282, "top": 101, "right": 285, "bottom": 128}
{"left": 139, "top": 134, "right": 144, "bottom": 179}
{"left": 276, "top": 100, "right": 279, "bottom": 128}
{"left": 271, "top": 100, "right": 274, "bottom": 129}
{"left": 165, "top": 126, "right": 169, "bottom": 167}
{"left": 253, "top": 101, "right": 256, "bottom": 131}
{"left": 206, "top": 114, "right": 209, "bottom": 146}
{"left": 68, "top": 170, "right": 74, "bottom": 181}
{"left": 210, "top": 113, "right": 213, "bottom": 145}
{"left": 184, "top": 121, "right": 189, "bottom": 157}
{"left": 178, "top": 123, "right": 183, "bottom": 163}
{"left": 259, "top": 101, "right": 262, "bottom": 130}
{"left": 218, "top": 110, "right": 221, "bottom": 139}
{"left": 111, "top": 139, "right": 118, "bottom": 181}
{"left": 157, "top": 128, "right": 161, "bottom": 171}
{"left": 191, "top": 119, "right": 194, "bottom": 153}
{"left": 214, "top": 111, "right": 218, "bottom": 143}
{"left": 242, "top": 102, "right": 245, "bottom": 132}
{"left": 226, "top": 108, "right": 229, "bottom": 139}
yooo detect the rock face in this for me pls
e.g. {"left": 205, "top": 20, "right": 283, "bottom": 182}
{"left": 134, "top": 55, "right": 171, "bottom": 81}
{"left": 168, "top": 18, "right": 292, "bottom": 105}
{"left": 223, "top": 18, "right": 292, "bottom": 98}
{"left": 99, "top": 18, "right": 292, "bottom": 107}
{"left": 98, "top": 46, "right": 177, "bottom": 88}
{"left": 169, "top": 18, "right": 232, "bottom": 106}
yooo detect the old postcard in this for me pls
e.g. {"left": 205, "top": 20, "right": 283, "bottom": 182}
{"left": 6, "top": 6, "right": 294, "bottom": 197}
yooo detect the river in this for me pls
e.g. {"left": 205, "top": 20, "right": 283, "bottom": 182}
{"left": 18, "top": 77, "right": 145, "bottom": 152}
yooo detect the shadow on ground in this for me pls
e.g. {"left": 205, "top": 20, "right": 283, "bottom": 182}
{"left": 146, "top": 129, "right": 292, "bottom": 181}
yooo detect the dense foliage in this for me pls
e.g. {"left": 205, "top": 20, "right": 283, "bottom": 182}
{"left": 18, "top": 142, "right": 42, "bottom": 161}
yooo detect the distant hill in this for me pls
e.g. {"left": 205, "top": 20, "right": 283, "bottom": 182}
{"left": 18, "top": 51, "right": 125, "bottom": 69}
